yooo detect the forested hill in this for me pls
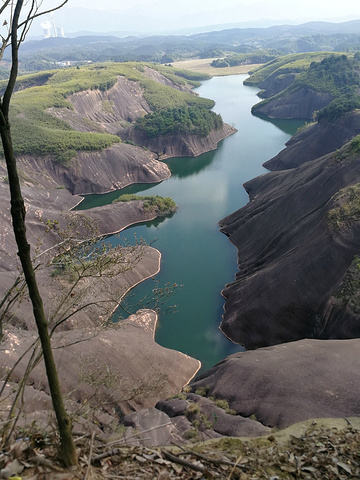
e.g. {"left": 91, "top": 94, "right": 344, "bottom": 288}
{"left": 2, "top": 19, "right": 360, "bottom": 75}
{"left": 1, "top": 62, "right": 219, "bottom": 165}
{"left": 247, "top": 52, "right": 360, "bottom": 120}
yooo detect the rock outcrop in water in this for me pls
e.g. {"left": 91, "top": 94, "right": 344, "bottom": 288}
{"left": 49, "top": 73, "right": 236, "bottom": 184}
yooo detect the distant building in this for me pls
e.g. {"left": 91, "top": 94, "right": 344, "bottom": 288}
{"left": 57, "top": 27, "right": 65, "bottom": 38}
{"left": 41, "top": 21, "right": 51, "bottom": 38}
{"left": 41, "top": 15, "right": 65, "bottom": 38}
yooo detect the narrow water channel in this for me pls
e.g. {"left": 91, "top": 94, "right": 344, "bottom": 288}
{"left": 78, "top": 74, "right": 304, "bottom": 372}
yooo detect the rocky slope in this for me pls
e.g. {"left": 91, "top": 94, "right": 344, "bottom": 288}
{"left": 151, "top": 338, "right": 360, "bottom": 440}
{"left": 264, "top": 109, "right": 360, "bottom": 170}
{"left": 252, "top": 85, "right": 334, "bottom": 119}
{"left": 120, "top": 122, "right": 237, "bottom": 159}
{"left": 1, "top": 310, "right": 200, "bottom": 433}
{"left": 190, "top": 339, "right": 360, "bottom": 427}
{"left": 17, "top": 143, "right": 170, "bottom": 195}
{"left": 257, "top": 72, "right": 296, "bottom": 98}
{"left": 219, "top": 140, "right": 360, "bottom": 349}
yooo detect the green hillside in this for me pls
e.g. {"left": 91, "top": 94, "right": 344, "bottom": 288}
{"left": 243, "top": 52, "right": 338, "bottom": 86}
{"left": 2, "top": 62, "right": 213, "bottom": 164}
{"left": 247, "top": 52, "right": 360, "bottom": 120}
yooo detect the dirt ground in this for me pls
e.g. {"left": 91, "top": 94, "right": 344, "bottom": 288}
{"left": 2, "top": 417, "right": 360, "bottom": 479}
{"left": 171, "top": 58, "right": 261, "bottom": 76}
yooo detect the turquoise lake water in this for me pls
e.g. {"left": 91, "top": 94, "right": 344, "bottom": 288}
{"left": 78, "top": 74, "right": 303, "bottom": 372}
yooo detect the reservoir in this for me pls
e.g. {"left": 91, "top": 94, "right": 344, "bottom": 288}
{"left": 78, "top": 74, "right": 303, "bottom": 372}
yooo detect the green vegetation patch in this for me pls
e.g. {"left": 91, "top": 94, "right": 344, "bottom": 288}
{"left": 335, "top": 255, "right": 360, "bottom": 313}
{"left": 295, "top": 121, "right": 316, "bottom": 135}
{"left": 4, "top": 61, "right": 217, "bottom": 162}
{"left": 327, "top": 183, "right": 360, "bottom": 230}
{"left": 211, "top": 50, "right": 280, "bottom": 69}
{"left": 244, "top": 52, "right": 332, "bottom": 86}
{"left": 317, "top": 94, "right": 360, "bottom": 122}
{"left": 135, "top": 105, "right": 223, "bottom": 137}
{"left": 295, "top": 54, "right": 360, "bottom": 97}
{"left": 10, "top": 119, "right": 119, "bottom": 165}
{"left": 113, "top": 194, "right": 176, "bottom": 216}
{"left": 349, "top": 135, "right": 360, "bottom": 154}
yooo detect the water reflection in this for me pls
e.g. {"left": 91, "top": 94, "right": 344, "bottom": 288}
{"left": 165, "top": 148, "right": 219, "bottom": 179}
{"left": 76, "top": 75, "right": 303, "bottom": 372}
{"left": 252, "top": 112, "right": 305, "bottom": 136}
{"left": 76, "top": 182, "right": 161, "bottom": 210}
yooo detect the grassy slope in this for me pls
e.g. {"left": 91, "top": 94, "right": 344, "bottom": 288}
{"left": 243, "top": 52, "right": 336, "bottom": 86}
{"left": 247, "top": 52, "right": 360, "bottom": 117}
{"left": 3, "top": 62, "right": 213, "bottom": 164}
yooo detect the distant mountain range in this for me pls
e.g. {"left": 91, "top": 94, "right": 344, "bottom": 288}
{"left": 4, "top": 18, "right": 358, "bottom": 75}
{"left": 32, "top": 2, "right": 356, "bottom": 36}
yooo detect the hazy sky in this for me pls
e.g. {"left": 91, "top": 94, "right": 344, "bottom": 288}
{"left": 40, "top": 0, "right": 359, "bottom": 35}
{"left": 64, "top": 0, "right": 359, "bottom": 25}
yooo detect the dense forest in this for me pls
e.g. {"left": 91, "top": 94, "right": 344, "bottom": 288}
{"left": 135, "top": 105, "right": 223, "bottom": 137}
{"left": 246, "top": 51, "right": 360, "bottom": 122}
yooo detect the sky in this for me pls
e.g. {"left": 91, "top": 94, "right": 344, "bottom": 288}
{"left": 41, "top": 0, "right": 360, "bottom": 35}
{"left": 66, "top": 0, "right": 359, "bottom": 23}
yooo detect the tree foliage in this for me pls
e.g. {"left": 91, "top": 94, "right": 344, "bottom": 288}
{"left": 113, "top": 194, "right": 176, "bottom": 215}
{"left": 135, "top": 105, "right": 223, "bottom": 137}
{"left": 299, "top": 54, "right": 360, "bottom": 95}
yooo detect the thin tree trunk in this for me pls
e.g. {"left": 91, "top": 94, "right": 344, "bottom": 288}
{"left": 0, "top": 0, "right": 76, "bottom": 466}
{"left": 0, "top": 123, "right": 78, "bottom": 466}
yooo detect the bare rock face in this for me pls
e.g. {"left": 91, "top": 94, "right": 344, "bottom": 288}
{"left": 257, "top": 73, "right": 296, "bottom": 99}
{"left": 0, "top": 310, "right": 200, "bottom": 420}
{"left": 48, "top": 76, "right": 152, "bottom": 134}
{"left": 219, "top": 142, "right": 360, "bottom": 349}
{"left": 190, "top": 339, "right": 360, "bottom": 428}
{"left": 264, "top": 110, "right": 360, "bottom": 171}
{"left": 123, "top": 408, "right": 174, "bottom": 446}
{"left": 17, "top": 143, "right": 170, "bottom": 196}
{"left": 120, "top": 123, "right": 237, "bottom": 159}
{"left": 156, "top": 393, "right": 270, "bottom": 439}
{"left": 252, "top": 86, "right": 334, "bottom": 120}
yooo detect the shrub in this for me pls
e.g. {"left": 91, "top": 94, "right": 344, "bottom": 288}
{"left": 327, "top": 183, "right": 360, "bottom": 230}
{"left": 113, "top": 195, "right": 176, "bottom": 216}
{"left": 335, "top": 255, "right": 360, "bottom": 313}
